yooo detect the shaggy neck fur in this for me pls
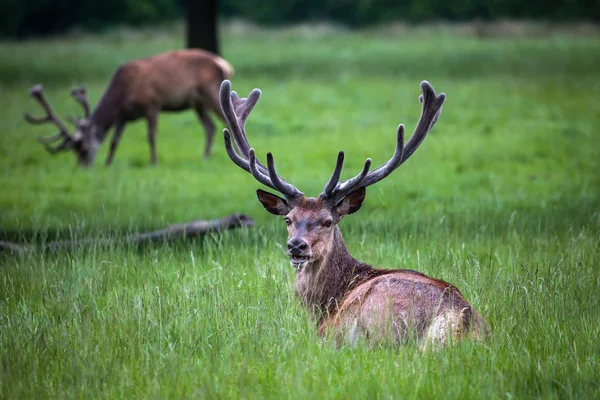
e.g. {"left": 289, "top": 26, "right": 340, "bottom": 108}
{"left": 295, "top": 226, "right": 395, "bottom": 323}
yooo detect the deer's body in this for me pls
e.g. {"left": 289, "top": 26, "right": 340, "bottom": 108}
{"left": 96, "top": 49, "right": 233, "bottom": 122}
{"left": 288, "top": 199, "right": 489, "bottom": 348}
{"left": 219, "top": 80, "right": 490, "bottom": 348}
{"left": 25, "top": 49, "right": 234, "bottom": 166}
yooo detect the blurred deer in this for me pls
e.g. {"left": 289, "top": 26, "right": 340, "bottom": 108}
{"left": 219, "top": 80, "right": 489, "bottom": 348}
{"left": 24, "top": 49, "right": 234, "bottom": 167}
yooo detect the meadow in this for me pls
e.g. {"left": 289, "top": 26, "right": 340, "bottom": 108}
{"left": 0, "top": 21, "right": 599, "bottom": 398}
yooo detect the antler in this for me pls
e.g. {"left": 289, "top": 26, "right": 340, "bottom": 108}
{"left": 220, "top": 80, "right": 304, "bottom": 203}
{"left": 321, "top": 80, "right": 446, "bottom": 205}
{"left": 70, "top": 86, "right": 90, "bottom": 118}
{"left": 23, "top": 84, "right": 77, "bottom": 153}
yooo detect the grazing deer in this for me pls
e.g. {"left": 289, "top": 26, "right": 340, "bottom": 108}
{"left": 24, "top": 49, "right": 234, "bottom": 167}
{"left": 219, "top": 80, "right": 489, "bottom": 348}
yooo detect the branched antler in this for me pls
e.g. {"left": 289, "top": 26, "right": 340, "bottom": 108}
{"left": 71, "top": 86, "right": 90, "bottom": 118}
{"left": 23, "top": 84, "right": 77, "bottom": 154}
{"left": 220, "top": 80, "right": 303, "bottom": 203}
{"left": 220, "top": 80, "right": 445, "bottom": 206}
{"left": 320, "top": 81, "right": 445, "bottom": 204}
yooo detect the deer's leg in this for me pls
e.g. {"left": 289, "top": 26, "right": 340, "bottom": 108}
{"left": 146, "top": 110, "right": 159, "bottom": 165}
{"left": 105, "top": 122, "right": 125, "bottom": 166}
{"left": 194, "top": 103, "right": 215, "bottom": 159}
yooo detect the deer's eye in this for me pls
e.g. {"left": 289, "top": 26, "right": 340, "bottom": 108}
{"left": 284, "top": 217, "right": 292, "bottom": 226}
{"left": 323, "top": 219, "right": 333, "bottom": 228}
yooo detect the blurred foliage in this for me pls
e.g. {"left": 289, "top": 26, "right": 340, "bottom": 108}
{"left": 223, "top": 0, "right": 600, "bottom": 26}
{"left": 0, "top": 0, "right": 184, "bottom": 38}
{"left": 1, "top": 0, "right": 599, "bottom": 38}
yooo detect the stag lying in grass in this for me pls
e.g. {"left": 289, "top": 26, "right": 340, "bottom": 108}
{"left": 219, "top": 80, "right": 490, "bottom": 348}
{"left": 24, "top": 49, "right": 234, "bottom": 167}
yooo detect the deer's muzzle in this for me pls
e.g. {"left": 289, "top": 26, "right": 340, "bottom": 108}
{"left": 287, "top": 237, "right": 310, "bottom": 268}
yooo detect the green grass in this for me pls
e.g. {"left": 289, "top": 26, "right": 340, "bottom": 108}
{"left": 1, "top": 22, "right": 599, "bottom": 399}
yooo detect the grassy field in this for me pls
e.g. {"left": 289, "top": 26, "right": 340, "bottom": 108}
{"left": 1, "top": 22, "right": 599, "bottom": 398}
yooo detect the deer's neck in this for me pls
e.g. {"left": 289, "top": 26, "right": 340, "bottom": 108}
{"left": 88, "top": 83, "right": 124, "bottom": 142}
{"left": 88, "top": 106, "right": 115, "bottom": 143}
{"left": 295, "top": 226, "right": 377, "bottom": 321}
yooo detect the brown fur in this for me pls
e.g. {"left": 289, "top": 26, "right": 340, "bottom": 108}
{"left": 308, "top": 224, "right": 489, "bottom": 347}
{"left": 261, "top": 192, "right": 490, "bottom": 348}
{"left": 63, "top": 49, "right": 233, "bottom": 166}
{"left": 220, "top": 79, "right": 489, "bottom": 349}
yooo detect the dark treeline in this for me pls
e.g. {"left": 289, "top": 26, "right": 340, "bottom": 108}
{"left": 2, "top": 0, "right": 598, "bottom": 38}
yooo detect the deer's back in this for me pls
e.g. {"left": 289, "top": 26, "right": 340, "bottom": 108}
{"left": 320, "top": 270, "right": 489, "bottom": 347}
{"left": 109, "top": 50, "right": 232, "bottom": 117}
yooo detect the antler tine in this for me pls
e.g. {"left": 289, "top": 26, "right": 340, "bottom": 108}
{"left": 266, "top": 152, "right": 303, "bottom": 199}
{"left": 323, "top": 151, "right": 345, "bottom": 196}
{"left": 24, "top": 84, "right": 74, "bottom": 143}
{"left": 320, "top": 126, "right": 402, "bottom": 204}
{"left": 399, "top": 81, "right": 445, "bottom": 163}
{"left": 220, "top": 81, "right": 272, "bottom": 175}
{"left": 248, "top": 148, "right": 283, "bottom": 190}
{"left": 224, "top": 128, "right": 278, "bottom": 190}
{"left": 220, "top": 80, "right": 303, "bottom": 202}
{"left": 321, "top": 150, "right": 375, "bottom": 200}
{"left": 223, "top": 129, "right": 251, "bottom": 172}
{"left": 353, "top": 123, "right": 405, "bottom": 189}
{"left": 333, "top": 157, "right": 373, "bottom": 196}
{"left": 220, "top": 80, "right": 272, "bottom": 180}
{"left": 70, "top": 86, "right": 90, "bottom": 118}
{"left": 220, "top": 81, "right": 255, "bottom": 156}
{"left": 322, "top": 80, "right": 445, "bottom": 204}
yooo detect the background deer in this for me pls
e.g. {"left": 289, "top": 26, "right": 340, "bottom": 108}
{"left": 24, "top": 49, "right": 234, "bottom": 167}
{"left": 219, "top": 80, "right": 490, "bottom": 348}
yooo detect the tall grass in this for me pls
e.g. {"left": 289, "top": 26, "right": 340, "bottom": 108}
{"left": 0, "top": 22, "right": 599, "bottom": 399}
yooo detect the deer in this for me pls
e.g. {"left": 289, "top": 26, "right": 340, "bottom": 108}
{"left": 23, "top": 49, "right": 234, "bottom": 167}
{"left": 219, "top": 80, "right": 490, "bottom": 349}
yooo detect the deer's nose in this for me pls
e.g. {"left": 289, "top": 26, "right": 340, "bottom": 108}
{"left": 287, "top": 237, "right": 308, "bottom": 256}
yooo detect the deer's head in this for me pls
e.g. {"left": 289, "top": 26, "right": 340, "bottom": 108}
{"left": 220, "top": 80, "right": 445, "bottom": 269}
{"left": 24, "top": 84, "right": 99, "bottom": 167}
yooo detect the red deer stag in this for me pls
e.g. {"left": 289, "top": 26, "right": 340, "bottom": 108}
{"left": 24, "top": 49, "right": 234, "bottom": 167}
{"left": 219, "top": 80, "right": 489, "bottom": 348}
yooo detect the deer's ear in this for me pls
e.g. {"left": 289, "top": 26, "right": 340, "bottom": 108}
{"left": 257, "top": 189, "right": 292, "bottom": 216}
{"left": 336, "top": 187, "right": 366, "bottom": 217}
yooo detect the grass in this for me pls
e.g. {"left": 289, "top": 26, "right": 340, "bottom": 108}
{"left": 1, "top": 21, "right": 599, "bottom": 399}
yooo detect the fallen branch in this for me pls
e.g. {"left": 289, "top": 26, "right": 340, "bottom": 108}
{"left": 0, "top": 240, "right": 30, "bottom": 253}
{"left": 0, "top": 213, "right": 255, "bottom": 253}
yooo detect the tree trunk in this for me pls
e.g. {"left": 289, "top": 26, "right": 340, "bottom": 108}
{"left": 186, "top": 0, "right": 219, "bottom": 55}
